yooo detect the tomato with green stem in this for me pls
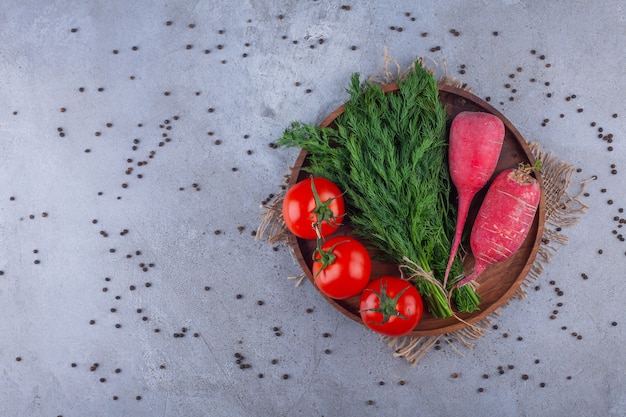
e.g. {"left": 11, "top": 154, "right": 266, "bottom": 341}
{"left": 312, "top": 236, "right": 372, "bottom": 300}
{"left": 282, "top": 177, "right": 345, "bottom": 239}
{"left": 359, "top": 276, "right": 423, "bottom": 337}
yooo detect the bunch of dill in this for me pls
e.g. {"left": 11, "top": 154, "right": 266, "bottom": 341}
{"left": 278, "top": 62, "right": 479, "bottom": 318}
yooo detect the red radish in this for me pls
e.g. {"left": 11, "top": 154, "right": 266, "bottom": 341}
{"left": 454, "top": 164, "right": 541, "bottom": 288}
{"left": 443, "top": 111, "right": 505, "bottom": 288}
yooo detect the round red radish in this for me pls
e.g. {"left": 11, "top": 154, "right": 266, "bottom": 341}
{"left": 444, "top": 111, "right": 505, "bottom": 287}
{"left": 455, "top": 165, "right": 541, "bottom": 288}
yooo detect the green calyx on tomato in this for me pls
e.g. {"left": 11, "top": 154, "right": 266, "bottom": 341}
{"left": 309, "top": 176, "right": 343, "bottom": 238}
{"left": 312, "top": 238, "right": 348, "bottom": 282}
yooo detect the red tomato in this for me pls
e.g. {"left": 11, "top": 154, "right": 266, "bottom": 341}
{"left": 312, "top": 236, "right": 372, "bottom": 300}
{"left": 359, "top": 276, "right": 423, "bottom": 337}
{"left": 282, "top": 177, "right": 345, "bottom": 239}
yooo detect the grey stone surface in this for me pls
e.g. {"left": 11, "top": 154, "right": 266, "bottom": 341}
{"left": 0, "top": 1, "right": 624, "bottom": 416}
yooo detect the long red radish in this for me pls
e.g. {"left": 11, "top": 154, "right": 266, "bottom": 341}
{"left": 443, "top": 111, "right": 505, "bottom": 288}
{"left": 453, "top": 164, "right": 541, "bottom": 288}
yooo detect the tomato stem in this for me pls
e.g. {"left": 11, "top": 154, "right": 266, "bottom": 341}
{"left": 312, "top": 239, "right": 350, "bottom": 282}
{"left": 309, "top": 175, "right": 343, "bottom": 232}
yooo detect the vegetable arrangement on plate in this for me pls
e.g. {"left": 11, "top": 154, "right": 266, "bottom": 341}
{"left": 278, "top": 61, "right": 541, "bottom": 337}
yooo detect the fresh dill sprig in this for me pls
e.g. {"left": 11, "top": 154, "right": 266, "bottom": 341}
{"left": 278, "top": 61, "right": 480, "bottom": 318}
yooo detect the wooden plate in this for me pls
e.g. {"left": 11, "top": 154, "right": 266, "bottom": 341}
{"left": 287, "top": 83, "right": 546, "bottom": 337}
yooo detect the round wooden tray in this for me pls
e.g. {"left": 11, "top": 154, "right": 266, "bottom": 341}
{"left": 287, "top": 83, "right": 546, "bottom": 337}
